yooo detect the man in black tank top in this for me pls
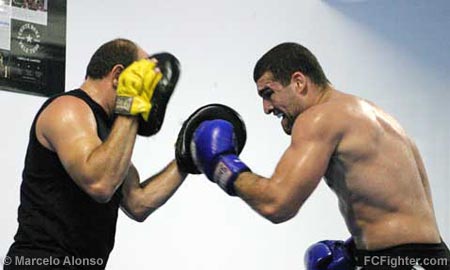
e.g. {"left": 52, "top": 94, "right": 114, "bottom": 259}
{"left": 4, "top": 39, "right": 187, "bottom": 270}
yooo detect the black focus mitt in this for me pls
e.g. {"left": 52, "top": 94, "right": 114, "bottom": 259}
{"left": 137, "top": 52, "right": 181, "bottom": 136}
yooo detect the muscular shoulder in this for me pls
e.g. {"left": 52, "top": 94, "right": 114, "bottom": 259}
{"left": 37, "top": 95, "right": 97, "bottom": 150}
{"left": 290, "top": 93, "right": 371, "bottom": 147}
{"left": 38, "top": 95, "right": 96, "bottom": 129}
{"left": 42, "top": 95, "right": 92, "bottom": 118}
{"left": 291, "top": 100, "right": 348, "bottom": 144}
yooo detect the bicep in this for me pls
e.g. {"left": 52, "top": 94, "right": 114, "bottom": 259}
{"left": 270, "top": 110, "right": 342, "bottom": 208}
{"left": 39, "top": 98, "right": 101, "bottom": 184}
{"left": 54, "top": 134, "right": 101, "bottom": 183}
{"left": 271, "top": 136, "right": 335, "bottom": 206}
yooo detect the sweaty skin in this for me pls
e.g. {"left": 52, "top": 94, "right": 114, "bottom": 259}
{"left": 234, "top": 71, "right": 441, "bottom": 250}
{"left": 36, "top": 47, "right": 186, "bottom": 221}
{"left": 322, "top": 93, "right": 440, "bottom": 250}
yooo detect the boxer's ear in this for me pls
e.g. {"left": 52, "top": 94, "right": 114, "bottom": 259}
{"left": 291, "top": 71, "right": 307, "bottom": 95}
{"left": 111, "top": 64, "right": 124, "bottom": 89}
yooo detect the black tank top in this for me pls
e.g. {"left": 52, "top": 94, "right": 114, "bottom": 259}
{"left": 6, "top": 89, "right": 122, "bottom": 270}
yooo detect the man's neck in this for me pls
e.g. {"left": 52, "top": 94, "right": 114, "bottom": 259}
{"left": 79, "top": 79, "right": 115, "bottom": 116}
{"left": 314, "top": 84, "right": 334, "bottom": 106}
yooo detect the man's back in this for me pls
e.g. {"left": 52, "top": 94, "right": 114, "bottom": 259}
{"left": 322, "top": 91, "right": 441, "bottom": 250}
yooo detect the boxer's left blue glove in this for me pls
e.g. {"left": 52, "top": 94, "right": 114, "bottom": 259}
{"left": 191, "top": 119, "right": 250, "bottom": 195}
{"left": 304, "top": 239, "right": 354, "bottom": 270}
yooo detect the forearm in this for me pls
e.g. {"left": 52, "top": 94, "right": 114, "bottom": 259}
{"left": 138, "top": 160, "right": 186, "bottom": 210}
{"left": 122, "top": 160, "right": 187, "bottom": 221}
{"left": 234, "top": 172, "right": 297, "bottom": 224}
{"left": 84, "top": 116, "right": 138, "bottom": 195}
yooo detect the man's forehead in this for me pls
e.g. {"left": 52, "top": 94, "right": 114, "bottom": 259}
{"left": 137, "top": 47, "right": 149, "bottom": 59}
{"left": 256, "top": 71, "right": 275, "bottom": 90}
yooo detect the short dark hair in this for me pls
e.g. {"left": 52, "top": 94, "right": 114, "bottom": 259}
{"left": 253, "top": 42, "right": 330, "bottom": 87}
{"left": 85, "top": 38, "right": 138, "bottom": 79}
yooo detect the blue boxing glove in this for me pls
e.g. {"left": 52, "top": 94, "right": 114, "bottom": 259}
{"left": 304, "top": 239, "right": 354, "bottom": 270}
{"left": 191, "top": 119, "right": 250, "bottom": 195}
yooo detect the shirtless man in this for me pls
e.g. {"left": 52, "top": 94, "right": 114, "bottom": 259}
{"left": 179, "top": 42, "right": 450, "bottom": 269}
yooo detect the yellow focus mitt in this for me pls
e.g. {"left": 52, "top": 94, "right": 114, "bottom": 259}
{"left": 114, "top": 59, "right": 162, "bottom": 120}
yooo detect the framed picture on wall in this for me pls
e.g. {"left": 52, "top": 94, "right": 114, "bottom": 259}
{"left": 0, "top": 0, "right": 66, "bottom": 97}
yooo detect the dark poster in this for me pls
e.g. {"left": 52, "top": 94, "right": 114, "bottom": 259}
{"left": 0, "top": 0, "right": 66, "bottom": 97}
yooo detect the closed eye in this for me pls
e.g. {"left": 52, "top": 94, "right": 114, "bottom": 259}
{"left": 259, "top": 87, "right": 273, "bottom": 100}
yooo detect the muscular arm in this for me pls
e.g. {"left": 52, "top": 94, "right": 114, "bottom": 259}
{"left": 120, "top": 160, "right": 187, "bottom": 222}
{"left": 234, "top": 110, "right": 342, "bottom": 223}
{"left": 37, "top": 95, "right": 138, "bottom": 203}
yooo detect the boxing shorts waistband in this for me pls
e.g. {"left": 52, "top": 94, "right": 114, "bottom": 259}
{"left": 354, "top": 241, "right": 450, "bottom": 270}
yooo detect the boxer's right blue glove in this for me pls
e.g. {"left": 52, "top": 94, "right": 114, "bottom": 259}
{"left": 191, "top": 119, "right": 250, "bottom": 195}
{"left": 304, "top": 239, "right": 354, "bottom": 270}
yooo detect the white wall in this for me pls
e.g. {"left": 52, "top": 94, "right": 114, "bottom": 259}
{"left": 1, "top": 0, "right": 449, "bottom": 269}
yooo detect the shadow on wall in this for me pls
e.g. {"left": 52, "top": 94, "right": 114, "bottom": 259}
{"left": 323, "top": 0, "right": 450, "bottom": 82}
